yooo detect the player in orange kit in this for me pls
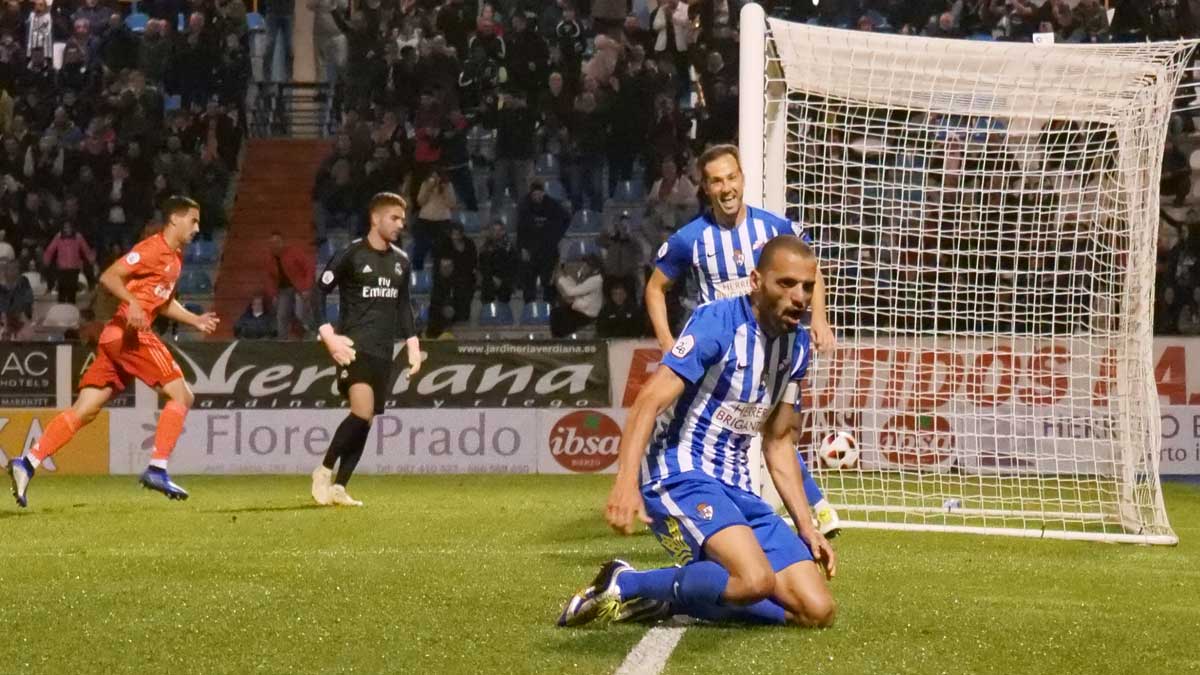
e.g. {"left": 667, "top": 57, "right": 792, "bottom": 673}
{"left": 6, "top": 196, "right": 219, "bottom": 508}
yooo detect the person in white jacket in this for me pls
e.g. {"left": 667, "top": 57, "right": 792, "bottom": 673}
{"left": 550, "top": 253, "right": 603, "bottom": 337}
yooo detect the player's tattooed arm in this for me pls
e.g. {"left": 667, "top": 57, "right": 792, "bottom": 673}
{"left": 763, "top": 401, "right": 836, "bottom": 579}
{"left": 605, "top": 366, "right": 686, "bottom": 535}
{"left": 809, "top": 268, "right": 835, "bottom": 353}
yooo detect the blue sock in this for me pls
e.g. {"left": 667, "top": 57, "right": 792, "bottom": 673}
{"left": 799, "top": 455, "right": 825, "bottom": 506}
{"left": 616, "top": 567, "right": 678, "bottom": 602}
{"left": 671, "top": 561, "right": 786, "bottom": 625}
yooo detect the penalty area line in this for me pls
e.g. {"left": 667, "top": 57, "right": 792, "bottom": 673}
{"left": 613, "top": 624, "right": 687, "bottom": 675}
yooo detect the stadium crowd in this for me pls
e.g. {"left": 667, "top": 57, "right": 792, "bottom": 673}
{"left": 4, "top": 0, "right": 1200, "bottom": 341}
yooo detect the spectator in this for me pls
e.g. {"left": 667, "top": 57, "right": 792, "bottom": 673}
{"left": 427, "top": 255, "right": 472, "bottom": 335}
{"left": 492, "top": 91, "right": 536, "bottom": 203}
{"left": 1155, "top": 285, "right": 1182, "bottom": 334}
{"left": 0, "top": 258, "right": 33, "bottom": 322}
{"left": 599, "top": 211, "right": 645, "bottom": 295}
{"left": 413, "top": 169, "right": 458, "bottom": 272}
{"left": 313, "top": 158, "right": 360, "bottom": 238}
{"left": 42, "top": 222, "right": 95, "bottom": 304}
{"left": 441, "top": 109, "right": 478, "bottom": 212}
{"left": 265, "top": 230, "right": 315, "bottom": 338}
{"left": 139, "top": 20, "right": 174, "bottom": 86}
{"left": 309, "top": 0, "right": 348, "bottom": 100}
{"left": 0, "top": 307, "right": 32, "bottom": 340}
{"left": 565, "top": 90, "right": 607, "bottom": 211}
{"left": 596, "top": 281, "right": 643, "bottom": 338}
{"left": 517, "top": 179, "right": 570, "bottom": 303}
{"left": 505, "top": 12, "right": 548, "bottom": 101}
{"left": 100, "top": 13, "right": 140, "bottom": 74}
{"left": 478, "top": 219, "right": 517, "bottom": 303}
{"left": 644, "top": 157, "right": 697, "bottom": 244}
{"left": 550, "top": 254, "right": 602, "bottom": 337}
{"left": 1163, "top": 138, "right": 1191, "bottom": 207}
{"left": 262, "top": 0, "right": 296, "bottom": 83}
{"left": 234, "top": 292, "right": 278, "bottom": 339}
{"left": 554, "top": 3, "right": 585, "bottom": 92}
{"left": 1179, "top": 299, "right": 1200, "bottom": 335}
{"left": 434, "top": 221, "right": 478, "bottom": 313}
{"left": 650, "top": 0, "right": 690, "bottom": 98}
{"left": 437, "top": 0, "right": 475, "bottom": 57}
{"left": 26, "top": 0, "right": 53, "bottom": 58}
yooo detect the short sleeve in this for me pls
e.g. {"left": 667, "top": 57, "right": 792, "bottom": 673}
{"left": 120, "top": 240, "right": 157, "bottom": 276}
{"left": 788, "top": 332, "right": 812, "bottom": 410}
{"left": 654, "top": 229, "right": 692, "bottom": 281}
{"left": 660, "top": 306, "right": 727, "bottom": 385}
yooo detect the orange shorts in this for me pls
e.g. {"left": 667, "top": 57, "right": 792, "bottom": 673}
{"left": 79, "top": 331, "right": 183, "bottom": 392}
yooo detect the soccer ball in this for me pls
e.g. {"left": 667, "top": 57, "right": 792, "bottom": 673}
{"left": 818, "top": 431, "right": 859, "bottom": 469}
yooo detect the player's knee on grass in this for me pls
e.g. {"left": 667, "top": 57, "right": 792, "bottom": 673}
{"left": 788, "top": 594, "right": 835, "bottom": 628}
{"left": 774, "top": 565, "right": 836, "bottom": 628}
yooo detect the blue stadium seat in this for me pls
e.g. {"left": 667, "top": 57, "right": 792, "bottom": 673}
{"left": 317, "top": 240, "right": 337, "bottom": 265}
{"left": 569, "top": 209, "right": 603, "bottom": 235}
{"left": 125, "top": 12, "right": 149, "bottom": 32}
{"left": 178, "top": 270, "right": 212, "bottom": 295}
{"left": 561, "top": 238, "right": 600, "bottom": 262}
{"left": 246, "top": 11, "right": 266, "bottom": 32}
{"left": 414, "top": 300, "right": 430, "bottom": 327}
{"left": 184, "top": 302, "right": 204, "bottom": 315}
{"left": 478, "top": 302, "right": 515, "bottom": 326}
{"left": 455, "top": 210, "right": 482, "bottom": 234}
{"left": 611, "top": 180, "right": 645, "bottom": 204}
{"left": 534, "top": 153, "right": 560, "bottom": 177}
{"left": 186, "top": 239, "right": 218, "bottom": 264}
{"left": 410, "top": 268, "right": 432, "bottom": 295}
{"left": 164, "top": 94, "right": 182, "bottom": 112}
{"left": 520, "top": 301, "right": 552, "bottom": 326}
{"left": 544, "top": 179, "right": 567, "bottom": 202}
{"left": 325, "top": 300, "right": 339, "bottom": 323}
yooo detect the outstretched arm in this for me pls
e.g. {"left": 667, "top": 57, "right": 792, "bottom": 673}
{"left": 161, "top": 300, "right": 220, "bottom": 334}
{"left": 644, "top": 268, "right": 676, "bottom": 353}
{"left": 605, "top": 366, "right": 685, "bottom": 535}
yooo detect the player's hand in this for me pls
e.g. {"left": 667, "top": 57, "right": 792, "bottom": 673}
{"left": 810, "top": 316, "right": 836, "bottom": 353}
{"left": 407, "top": 353, "right": 422, "bottom": 375}
{"left": 605, "top": 480, "right": 652, "bottom": 535}
{"left": 801, "top": 528, "right": 837, "bottom": 580}
{"left": 126, "top": 302, "right": 149, "bottom": 330}
{"left": 192, "top": 312, "right": 220, "bottom": 335}
{"left": 322, "top": 333, "right": 357, "bottom": 366}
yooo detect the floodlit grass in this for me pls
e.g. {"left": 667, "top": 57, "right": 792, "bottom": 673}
{"left": 1, "top": 475, "right": 1197, "bottom": 674}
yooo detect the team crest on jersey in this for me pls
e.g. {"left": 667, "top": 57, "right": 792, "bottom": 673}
{"left": 696, "top": 503, "right": 713, "bottom": 521}
{"left": 394, "top": 262, "right": 403, "bottom": 276}
{"left": 321, "top": 271, "right": 334, "bottom": 285}
{"left": 733, "top": 249, "right": 745, "bottom": 266}
{"left": 657, "top": 242, "right": 669, "bottom": 260}
{"left": 671, "top": 335, "right": 695, "bottom": 358}
{"left": 125, "top": 251, "right": 141, "bottom": 265}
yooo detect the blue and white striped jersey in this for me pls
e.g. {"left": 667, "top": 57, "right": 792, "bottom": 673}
{"left": 655, "top": 206, "right": 811, "bottom": 303}
{"left": 643, "top": 295, "right": 812, "bottom": 494}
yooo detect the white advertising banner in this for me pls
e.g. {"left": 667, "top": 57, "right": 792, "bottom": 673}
{"left": 536, "top": 408, "right": 627, "bottom": 475}
{"left": 1159, "top": 405, "right": 1200, "bottom": 475}
{"left": 109, "top": 409, "right": 539, "bottom": 475}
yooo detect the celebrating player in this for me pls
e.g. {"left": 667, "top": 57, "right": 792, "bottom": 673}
{"left": 645, "top": 144, "right": 840, "bottom": 536}
{"left": 558, "top": 235, "right": 836, "bottom": 628}
{"left": 310, "top": 192, "right": 422, "bottom": 507}
{"left": 7, "top": 196, "right": 219, "bottom": 508}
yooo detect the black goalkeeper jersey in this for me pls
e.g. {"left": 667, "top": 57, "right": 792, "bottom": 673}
{"left": 317, "top": 238, "right": 416, "bottom": 359}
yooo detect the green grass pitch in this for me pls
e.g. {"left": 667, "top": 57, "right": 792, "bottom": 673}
{"left": 2, "top": 475, "right": 1197, "bottom": 674}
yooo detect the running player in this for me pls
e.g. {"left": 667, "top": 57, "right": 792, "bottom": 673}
{"left": 645, "top": 143, "right": 840, "bottom": 535}
{"left": 7, "top": 196, "right": 219, "bottom": 507}
{"left": 310, "top": 192, "right": 422, "bottom": 507}
{"left": 559, "top": 235, "right": 836, "bottom": 628}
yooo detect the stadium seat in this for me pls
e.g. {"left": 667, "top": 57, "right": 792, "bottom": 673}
{"left": 178, "top": 270, "right": 212, "bottom": 295}
{"left": 520, "top": 301, "right": 552, "bottom": 326}
{"left": 317, "top": 240, "right": 337, "bottom": 265}
{"left": 478, "top": 302, "right": 514, "bottom": 326}
{"left": 560, "top": 238, "right": 600, "bottom": 262}
{"left": 414, "top": 300, "right": 430, "bottom": 327}
{"left": 611, "top": 180, "right": 645, "bottom": 204}
{"left": 186, "top": 239, "right": 218, "bottom": 264}
{"left": 125, "top": 12, "right": 149, "bottom": 32}
{"left": 455, "top": 210, "right": 482, "bottom": 234}
{"left": 410, "top": 268, "right": 432, "bottom": 295}
{"left": 569, "top": 209, "right": 603, "bottom": 235}
{"left": 42, "top": 303, "right": 80, "bottom": 330}
{"left": 246, "top": 12, "right": 266, "bottom": 32}
{"left": 23, "top": 271, "right": 46, "bottom": 297}
{"left": 164, "top": 94, "right": 182, "bottom": 112}
{"left": 534, "top": 153, "right": 560, "bottom": 177}
{"left": 492, "top": 204, "right": 517, "bottom": 229}
{"left": 544, "top": 179, "right": 567, "bottom": 202}
{"left": 325, "top": 300, "right": 339, "bottom": 324}
{"left": 184, "top": 302, "right": 204, "bottom": 315}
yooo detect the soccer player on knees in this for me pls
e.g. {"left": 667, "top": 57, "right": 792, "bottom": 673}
{"left": 559, "top": 235, "right": 836, "bottom": 629}
{"left": 643, "top": 143, "right": 841, "bottom": 537}
{"left": 7, "top": 196, "right": 219, "bottom": 508}
{"left": 310, "top": 192, "right": 421, "bottom": 507}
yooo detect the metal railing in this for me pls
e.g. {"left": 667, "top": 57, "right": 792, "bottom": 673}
{"left": 247, "top": 82, "right": 337, "bottom": 138}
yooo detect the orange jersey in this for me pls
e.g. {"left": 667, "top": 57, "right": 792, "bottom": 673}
{"left": 100, "top": 233, "right": 184, "bottom": 344}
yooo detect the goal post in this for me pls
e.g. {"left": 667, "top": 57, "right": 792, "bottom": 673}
{"left": 739, "top": 3, "right": 1197, "bottom": 544}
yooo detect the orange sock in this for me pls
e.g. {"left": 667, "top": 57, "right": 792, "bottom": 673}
{"left": 29, "top": 410, "right": 82, "bottom": 467}
{"left": 150, "top": 401, "right": 188, "bottom": 466}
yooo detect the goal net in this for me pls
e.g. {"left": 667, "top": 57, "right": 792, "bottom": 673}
{"left": 738, "top": 4, "right": 1197, "bottom": 544}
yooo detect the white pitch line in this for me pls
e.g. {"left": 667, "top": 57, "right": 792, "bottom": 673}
{"left": 614, "top": 625, "right": 687, "bottom": 675}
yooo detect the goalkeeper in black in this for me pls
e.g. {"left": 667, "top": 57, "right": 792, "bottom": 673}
{"left": 310, "top": 191, "right": 422, "bottom": 506}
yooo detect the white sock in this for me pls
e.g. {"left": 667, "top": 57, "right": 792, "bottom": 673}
{"left": 316, "top": 466, "right": 332, "bottom": 476}
{"left": 25, "top": 454, "right": 41, "bottom": 469}
{"left": 149, "top": 459, "right": 168, "bottom": 470}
